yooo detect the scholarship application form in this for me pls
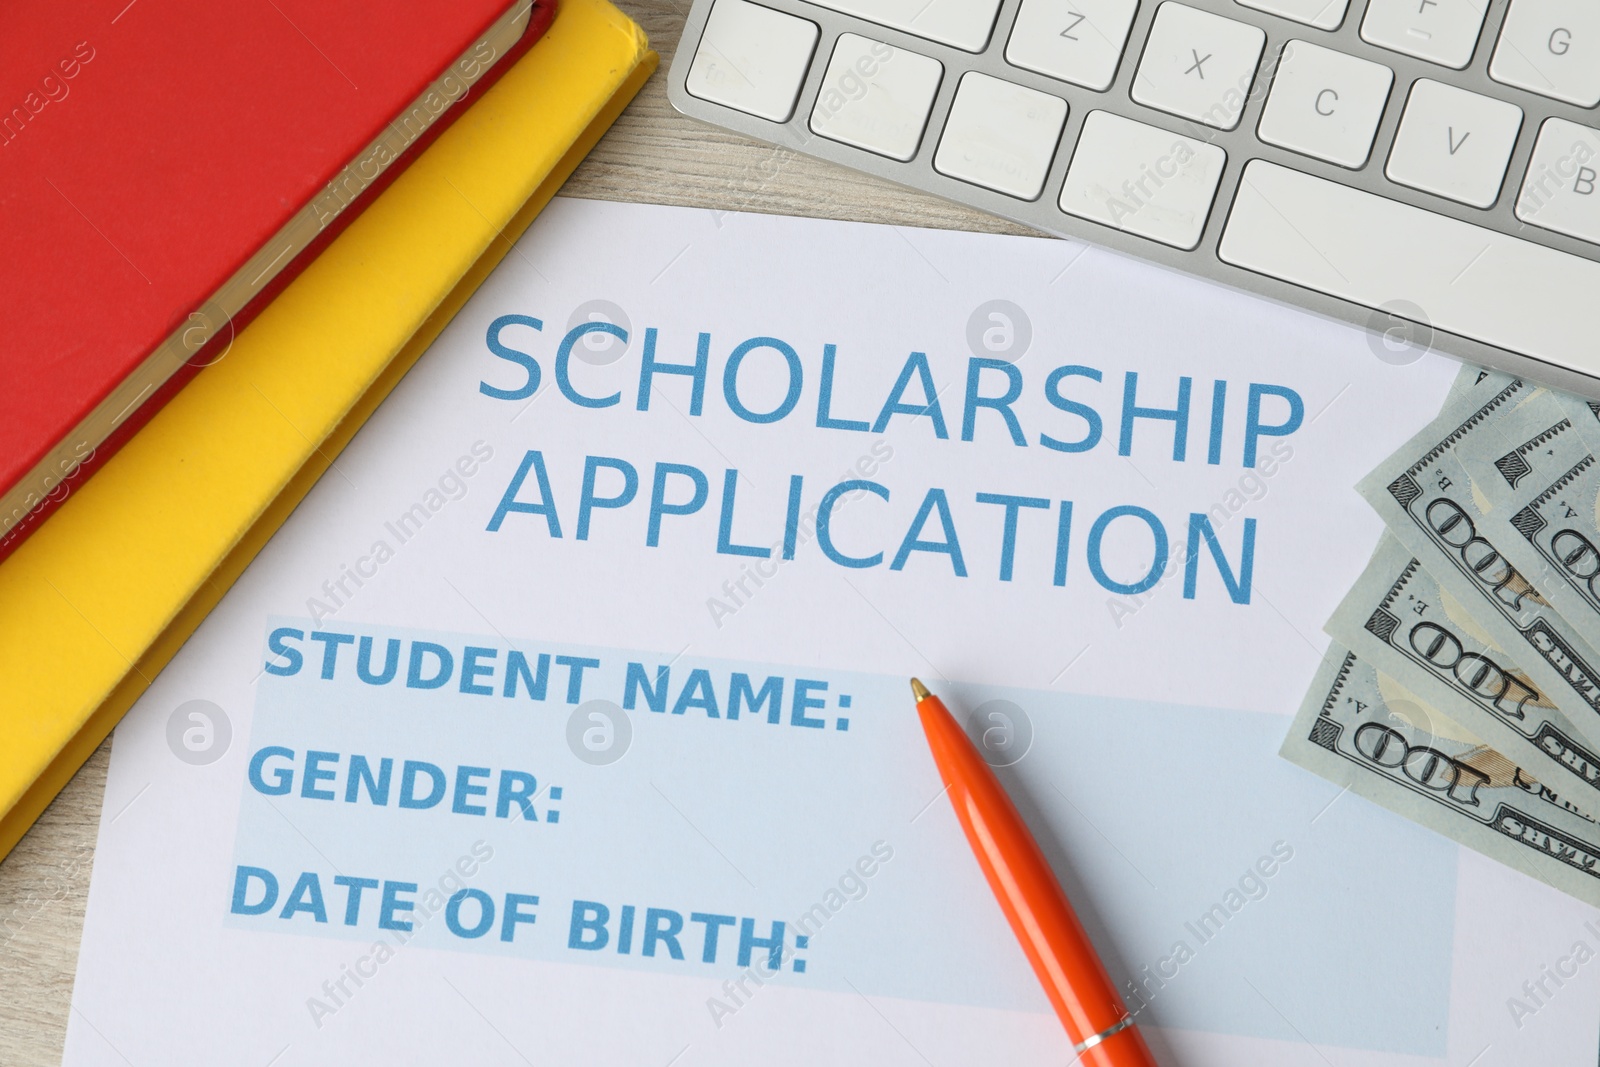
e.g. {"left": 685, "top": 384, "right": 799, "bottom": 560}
{"left": 64, "top": 199, "right": 1599, "bottom": 1066}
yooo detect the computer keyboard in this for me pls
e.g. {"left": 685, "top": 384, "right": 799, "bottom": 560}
{"left": 666, "top": 0, "right": 1600, "bottom": 396}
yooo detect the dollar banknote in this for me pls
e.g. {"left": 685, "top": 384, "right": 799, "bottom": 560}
{"left": 1358, "top": 377, "right": 1600, "bottom": 745}
{"left": 1465, "top": 386, "right": 1585, "bottom": 498}
{"left": 1326, "top": 534, "right": 1600, "bottom": 805}
{"left": 1441, "top": 363, "right": 1515, "bottom": 413}
{"left": 1556, "top": 392, "right": 1600, "bottom": 453}
{"left": 1455, "top": 389, "right": 1600, "bottom": 650}
{"left": 1281, "top": 644, "right": 1600, "bottom": 907}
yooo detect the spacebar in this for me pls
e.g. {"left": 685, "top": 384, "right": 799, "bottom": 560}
{"left": 1219, "top": 161, "right": 1600, "bottom": 376}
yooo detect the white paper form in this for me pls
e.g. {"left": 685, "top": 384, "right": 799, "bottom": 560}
{"left": 64, "top": 199, "right": 1600, "bottom": 1066}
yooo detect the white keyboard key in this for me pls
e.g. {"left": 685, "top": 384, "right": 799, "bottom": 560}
{"left": 935, "top": 73, "right": 1067, "bottom": 199}
{"left": 1258, "top": 40, "right": 1393, "bottom": 167}
{"left": 1221, "top": 161, "right": 1600, "bottom": 377}
{"left": 1235, "top": 0, "right": 1349, "bottom": 31}
{"left": 1491, "top": 0, "right": 1600, "bottom": 107}
{"left": 1006, "top": 0, "right": 1141, "bottom": 91}
{"left": 1059, "top": 110, "right": 1227, "bottom": 249}
{"left": 1387, "top": 79, "right": 1523, "bottom": 208}
{"left": 805, "top": 0, "right": 1001, "bottom": 52}
{"left": 686, "top": 0, "right": 818, "bottom": 121}
{"left": 1517, "top": 118, "right": 1600, "bottom": 245}
{"left": 1132, "top": 3, "right": 1266, "bottom": 131}
{"left": 810, "top": 35, "right": 943, "bottom": 161}
{"left": 1361, "top": 0, "right": 1489, "bottom": 69}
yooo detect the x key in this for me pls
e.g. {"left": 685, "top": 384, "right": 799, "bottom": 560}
{"left": 1134, "top": 2, "right": 1266, "bottom": 130}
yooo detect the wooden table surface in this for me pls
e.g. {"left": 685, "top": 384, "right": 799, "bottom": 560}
{"left": 0, "top": 2, "right": 1041, "bottom": 1062}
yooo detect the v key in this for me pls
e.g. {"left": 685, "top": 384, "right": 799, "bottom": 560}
{"left": 1387, "top": 81, "right": 1525, "bottom": 208}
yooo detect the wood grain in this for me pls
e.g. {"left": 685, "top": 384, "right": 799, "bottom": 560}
{"left": 0, "top": 3, "right": 1027, "bottom": 1061}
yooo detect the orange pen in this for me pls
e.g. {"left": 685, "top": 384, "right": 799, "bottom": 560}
{"left": 911, "top": 678, "right": 1158, "bottom": 1067}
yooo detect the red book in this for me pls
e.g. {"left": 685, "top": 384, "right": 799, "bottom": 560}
{"left": 0, "top": 0, "right": 556, "bottom": 559}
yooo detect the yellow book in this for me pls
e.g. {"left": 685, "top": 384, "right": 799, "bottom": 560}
{"left": 0, "top": 0, "right": 657, "bottom": 862}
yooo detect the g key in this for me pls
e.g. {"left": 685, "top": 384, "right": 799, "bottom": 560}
{"left": 1491, "top": 0, "right": 1600, "bottom": 107}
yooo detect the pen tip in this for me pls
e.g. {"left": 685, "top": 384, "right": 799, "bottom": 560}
{"left": 910, "top": 677, "right": 931, "bottom": 702}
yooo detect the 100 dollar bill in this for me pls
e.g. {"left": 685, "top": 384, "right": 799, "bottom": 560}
{"left": 1557, "top": 393, "right": 1600, "bottom": 454}
{"left": 1441, "top": 364, "right": 1515, "bottom": 414}
{"left": 1326, "top": 534, "right": 1600, "bottom": 804}
{"left": 1458, "top": 391, "right": 1600, "bottom": 649}
{"left": 1358, "top": 377, "right": 1600, "bottom": 743}
{"left": 1281, "top": 645, "right": 1600, "bottom": 907}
